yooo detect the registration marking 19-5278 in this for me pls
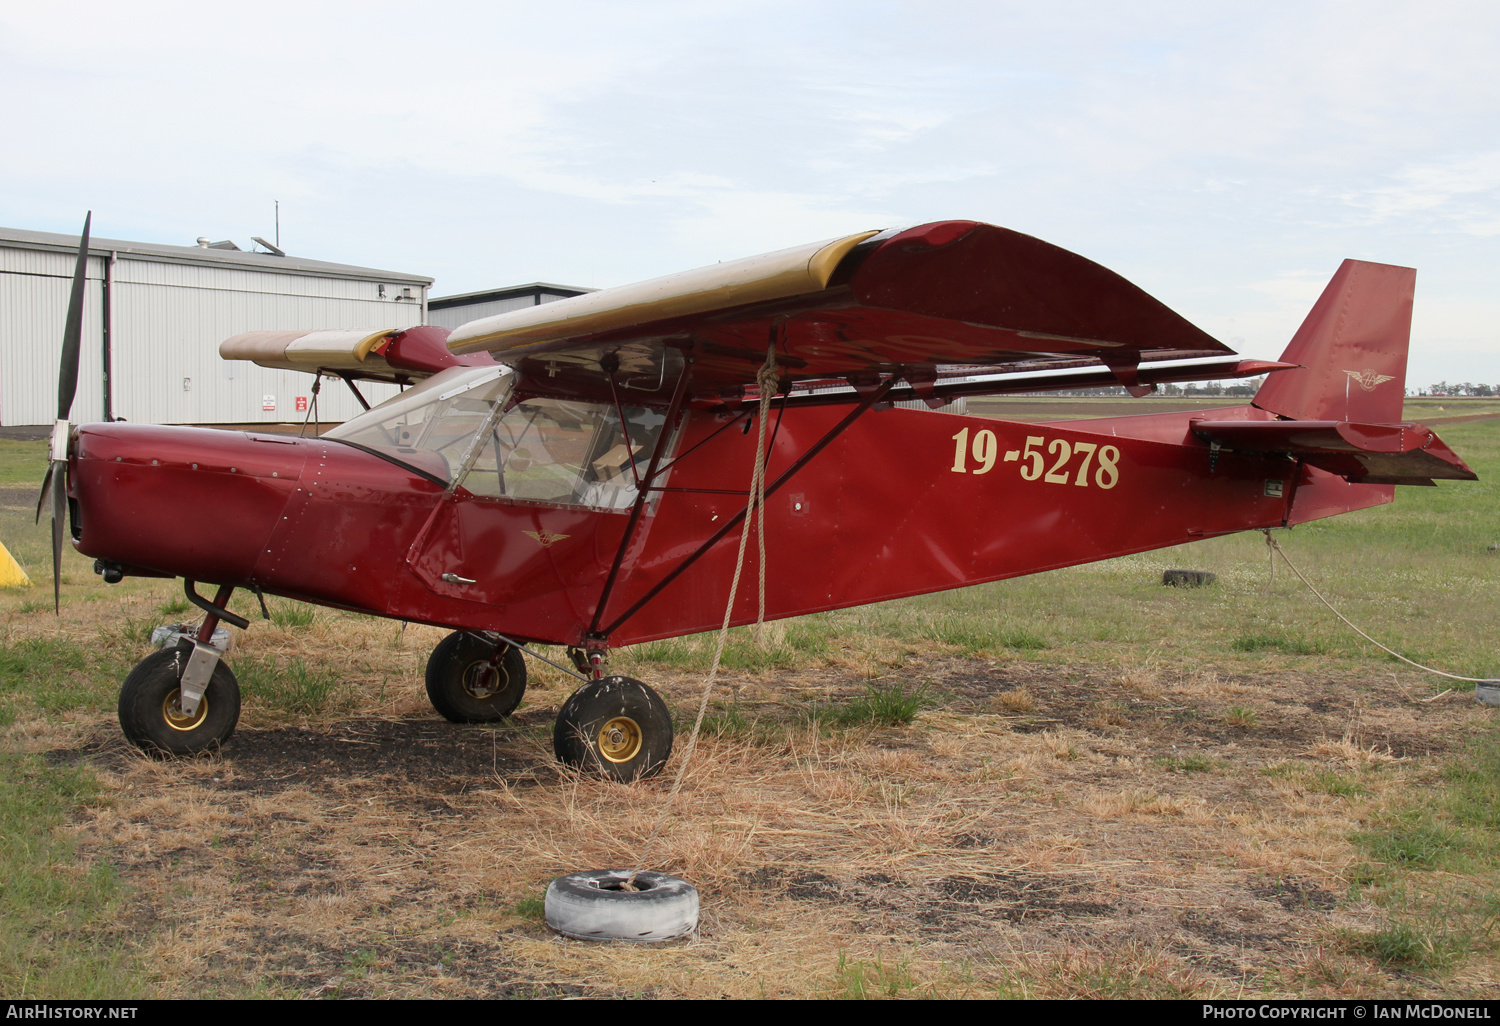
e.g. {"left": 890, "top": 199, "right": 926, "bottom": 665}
{"left": 950, "top": 429, "right": 1119, "bottom": 489}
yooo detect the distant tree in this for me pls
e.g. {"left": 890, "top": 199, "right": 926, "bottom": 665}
{"left": 1422, "top": 381, "right": 1496, "bottom": 397}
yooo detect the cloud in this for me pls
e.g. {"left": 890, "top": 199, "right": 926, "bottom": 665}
{"left": 1336, "top": 153, "right": 1500, "bottom": 235}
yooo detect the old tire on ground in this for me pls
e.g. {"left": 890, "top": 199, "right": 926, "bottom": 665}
{"left": 425, "top": 632, "right": 527, "bottom": 723}
{"left": 1162, "top": 569, "right": 1217, "bottom": 588}
{"left": 545, "top": 870, "right": 698, "bottom": 943}
{"left": 118, "top": 647, "right": 240, "bottom": 756}
{"left": 553, "top": 675, "right": 673, "bottom": 782}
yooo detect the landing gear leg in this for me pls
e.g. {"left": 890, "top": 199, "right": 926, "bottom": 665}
{"left": 118, "top": 583, "right": 240, "bottom": 756}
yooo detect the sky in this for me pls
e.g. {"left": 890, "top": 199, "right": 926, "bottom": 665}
{"left": 2, "top": 0, "right": 1498, "bottom": 387}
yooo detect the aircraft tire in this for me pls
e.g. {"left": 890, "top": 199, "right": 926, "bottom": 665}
{"left": 544, "top": 869, "right": 698, "bottom": 942}
{"left": 425, "top": 632, "right": 527, "bottom": 723}
{"left": 118, "top": 647, "right": 240, "bottom": 757}
{"left": 553, "top": 676, "right": 673, "bottom": 782}
{"left": 1162, "top": 569, "right": 1217, "bottom": 588}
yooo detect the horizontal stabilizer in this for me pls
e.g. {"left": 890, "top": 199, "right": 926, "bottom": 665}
{"left": 1190, "top": 419, "right": 1476, "bottom": 484}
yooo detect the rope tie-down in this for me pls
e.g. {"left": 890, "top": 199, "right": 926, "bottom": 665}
{"left": 625, "top": 343, "right": 781, "bottom": 886}
{"left": 544, "top": 346, "right": 782, "bottom": 941}
{"left": 1263, "top": 530, "right": 1499, "bottom": 696}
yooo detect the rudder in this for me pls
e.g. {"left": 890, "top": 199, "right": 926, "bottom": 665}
{"left": 1253, "top": 259, "right": 1415, "bottom": 423}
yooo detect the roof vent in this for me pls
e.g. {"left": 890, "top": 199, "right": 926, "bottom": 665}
{"left": 196, "top": 237, "right": 211, "bottom": 248}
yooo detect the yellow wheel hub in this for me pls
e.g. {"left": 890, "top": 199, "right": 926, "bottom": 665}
{"left": 162, "top": 688, "right": 208, "bottom": 732}
{"left": 597, "top": 716, "right": 642, "bottom": 763}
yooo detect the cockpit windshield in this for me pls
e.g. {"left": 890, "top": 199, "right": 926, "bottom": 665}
{"left": 324, "top": 365, "right": 671, "bottom": 510}
{"left": 325, "top": 366, "right": 515, "bottom": 484}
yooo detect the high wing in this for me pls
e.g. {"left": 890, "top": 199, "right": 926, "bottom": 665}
{"left": 445, "top": 220, "right": 1275, "bottom": 402}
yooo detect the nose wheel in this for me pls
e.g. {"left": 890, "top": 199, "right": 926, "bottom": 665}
{"left": 424, "top": 632, "right": 527, "bottom": 723}
{"left": 118, "top": 647, "right": 241, "bottom": 756}
{"left": 553, "top": 676, "right": 673, "bottom": 782}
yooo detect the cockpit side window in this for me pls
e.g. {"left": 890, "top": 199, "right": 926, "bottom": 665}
{"left": 325, "top": 366, "right": 671, "bottom": 508}
{"left": 457, "top": 397, "right": 668, "bottom": 509}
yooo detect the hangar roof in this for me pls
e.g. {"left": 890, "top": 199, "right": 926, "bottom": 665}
{"left": 428, "top": 282, "right": 594, "bottom": 308}
{"left": 0, "top": 225, "right": 432, "bottom": 285}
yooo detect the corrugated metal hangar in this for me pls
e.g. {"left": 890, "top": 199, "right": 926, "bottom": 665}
{"left": 0, "top": 226, "right": 432, "bottom": 426}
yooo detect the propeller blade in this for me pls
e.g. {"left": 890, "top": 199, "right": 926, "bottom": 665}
{"left": 35, "top": 463, "right": 53, "bottom": 526}
{"left": 51, "top": 476, "right": 64, "bottom": 613}
{"left": 57, "top": 212, "right": 91, "bottom": 422}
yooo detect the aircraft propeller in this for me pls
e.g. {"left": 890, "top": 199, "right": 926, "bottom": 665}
{"left": 36, "top": 212, "right": 91, "bottom": 613}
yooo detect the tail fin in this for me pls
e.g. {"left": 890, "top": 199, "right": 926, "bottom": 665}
{"left": 1253, "top": 259, "right": 1414, "bottom": 423}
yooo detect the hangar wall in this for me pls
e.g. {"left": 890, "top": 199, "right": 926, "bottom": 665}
{"left": 0, "top": 227, "right": 432, "bottom": 427}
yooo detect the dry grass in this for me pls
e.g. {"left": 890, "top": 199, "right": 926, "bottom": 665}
{"left": 993, "top": 687, "right": 1037, "bottom": 713}
{"left": 1, "top": 573, "right": 1495, "bottom": 998}
{"left": 60, "top": 656, "right": 1500, "bottom": 995}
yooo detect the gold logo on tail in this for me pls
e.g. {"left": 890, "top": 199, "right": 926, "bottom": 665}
{"left": 1344, "top": 369, "right": 1395, "bottom": 391}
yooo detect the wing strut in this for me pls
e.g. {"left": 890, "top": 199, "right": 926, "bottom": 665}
{"left": 597, "top": 374, "right": 899, "bottom": 638}
{"left": 586, "top": 358, "right": 696, "bottom": 640}
{"left": 332, "top": 371, "right": 372, "bottom": 410}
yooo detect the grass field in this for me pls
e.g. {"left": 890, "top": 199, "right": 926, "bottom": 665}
{"left": 0, "top": 401, "right": 1495, "bottom": 998}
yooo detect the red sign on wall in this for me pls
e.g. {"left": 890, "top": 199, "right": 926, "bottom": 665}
{"left": 295, "top": 396, "right": 308, "bottom": 412}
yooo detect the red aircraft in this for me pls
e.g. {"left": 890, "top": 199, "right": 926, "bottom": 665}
{"left": 39, "top": 217, "right": 1476, "bottom": 780}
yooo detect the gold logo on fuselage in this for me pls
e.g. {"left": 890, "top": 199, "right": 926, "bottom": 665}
{"left": 523, "top": 529, "right": 571, "bottom": 548}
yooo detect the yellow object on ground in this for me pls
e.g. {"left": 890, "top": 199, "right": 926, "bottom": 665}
{"left": 0, "top": 542, "right": 31, "bottom": 588}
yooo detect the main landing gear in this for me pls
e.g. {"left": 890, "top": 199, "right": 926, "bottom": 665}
{"left": 553, "top": 676, "right": 674, "bottom": 783}
{"left": 424, "top": 632, "right": 527, "bottom": 723}
{"left": 417, "top": 630, "right": 669, "bottom": 780}
{"left": 422, "top": 633, "right": 674, "bottom": 782}
{"left": 420, "top": 633, "right": 673, "bottom": 782}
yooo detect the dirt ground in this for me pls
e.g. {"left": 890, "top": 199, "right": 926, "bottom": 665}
{"left": 40, "top": 651, "right": 1499, "bottom": 999}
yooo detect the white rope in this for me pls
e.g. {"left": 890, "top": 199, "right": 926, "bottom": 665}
{"left": 627, "top": 344, "right": 779, "bottom": 884}
{"left": 1263, "top": 530, "right": 1496, "bottom": 684}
